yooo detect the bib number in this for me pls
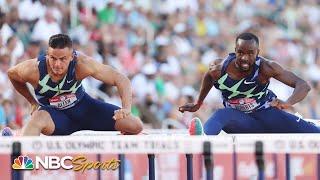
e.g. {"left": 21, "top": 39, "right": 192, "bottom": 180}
{"left": 227, "top": 98, "right": 259, "bottom": 111}
{"left": 49, "top": 94, "right": 77, "bottom": 109}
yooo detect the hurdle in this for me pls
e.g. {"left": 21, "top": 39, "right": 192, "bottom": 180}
{"left": 4, "top": 135, "right": 230, "bottom": 180}
{"left": 2, "top": 133, "right": 320, "bottom": 180}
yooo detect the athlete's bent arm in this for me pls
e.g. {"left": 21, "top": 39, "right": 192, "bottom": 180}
{"left": 7, "top": 59, "right": 39, "bottom": 113}
{"left": 76, "top": 54, "right": 132, "bottom": 116}
{"left": 263, "top": 60, "right": 311, "bottom": 109}
{"left": 179, "top": 60, "right": 221, "bottom": 113}
{"left": 197, "top": 72, "right": 215, "bottom": 105}
{"left": 94, "top": 65, "right": 132, "bottom": 110}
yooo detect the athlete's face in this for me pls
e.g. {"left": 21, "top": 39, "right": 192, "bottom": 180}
{"left": 47, "top": 47, "right": 73, "bottom": 76}
{"left": 235, "top": 39, "right": 259, "bottom": 72}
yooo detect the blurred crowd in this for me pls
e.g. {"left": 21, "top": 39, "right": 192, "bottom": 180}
{"left": 0, "top": 0, "right": 320, "bottom": 131}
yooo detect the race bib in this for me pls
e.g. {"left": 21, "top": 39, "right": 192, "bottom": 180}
{"left": 49, "top": 94, "right": 77, "bottom": 109}
{"left": 226, "top": 98, "right": 260, "bottom": 112}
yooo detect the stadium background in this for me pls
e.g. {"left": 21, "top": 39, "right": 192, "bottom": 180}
{"left": 0, "top": 0, "right": 320, "bottom": 179}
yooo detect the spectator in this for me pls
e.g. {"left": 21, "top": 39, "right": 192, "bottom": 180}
{"left": 1, "top": 99, "right": 19, "bottom": 130}
{"left": 31, "top": 8, "right": 61, "bottom": 43}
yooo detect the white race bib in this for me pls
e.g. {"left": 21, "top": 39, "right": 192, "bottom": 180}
{"left": 49, "top": 94, "right": 77, "bottom": 109}
{"left": 226, "top": 98, "right": 260, "bottom": 112}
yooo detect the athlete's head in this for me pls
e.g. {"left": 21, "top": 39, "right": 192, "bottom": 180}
{"left": 47, "top": 34, "right": 73, "bottom": 76}
{"left": 235, "top": 32, "right": 260, "bottom": 72}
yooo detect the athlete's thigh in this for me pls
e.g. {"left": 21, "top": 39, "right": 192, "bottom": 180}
{"left": 71, "top": 94, "right": 120, "bottom": 131}
{"left": 252, "top": 107, "right": 320, "bottom": 133}
{"left": 39, "top": 106, "right": 79, "bottom": 135}
{"left": 204, "top": 108, "right": 266, "bottom": 134}
{"left": 221, "top": 108, "right": 266, "bottom": 133}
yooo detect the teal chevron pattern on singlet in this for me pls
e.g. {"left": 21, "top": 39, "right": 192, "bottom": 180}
{"left": 38, "top": 74, "right": 82, "bottom": 96}
{"left": 217, "top": 73, "right": 266, "bottom": 99}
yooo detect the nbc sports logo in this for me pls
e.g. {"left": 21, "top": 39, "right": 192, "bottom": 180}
{"left": 11, "top": 155, "right": 120, "bottom": 171}
{"left": 12, "top": 155, "right": 34, "bottom": 170}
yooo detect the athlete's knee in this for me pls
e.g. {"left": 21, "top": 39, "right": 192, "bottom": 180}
{"left": 29, "top": 111, "right": 45, "bottom": 127}
{"left": 203, "top": 123, "right": 211, "bottom": 134}
{"left": 203, "top": 121, "right": 220, "bottom": 135}
{"left": 129, "top": 116, "right": 143, "bottom": 134}
{"left": 203, "top": 109, "right": 232, "bottom": 135}
{"left": 116, "top": 115, "right": 143, "bottom": 134}
{"left": 29, "top": 110, "right": 54, "bottom": 133}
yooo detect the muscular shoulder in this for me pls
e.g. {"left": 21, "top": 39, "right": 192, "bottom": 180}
{"left": 8, "top": 58, "right": 39, "bottom": 82}
{"left": 75, "top": 51, "right": 92, "bottom": 66}
{"left": 75, "top": 51, "right": 112, "bottom": 80}
{"left": 260, "top": 57, "right": 283, "bottom": 78}
{"left": 74, "top": 52, "right": 94, "bottom": 80}
{"left": 208, "top": 58, "right": 223, "bottom": 80}
{"left": 17, "top": 58, "right": 39, "bottom": 73}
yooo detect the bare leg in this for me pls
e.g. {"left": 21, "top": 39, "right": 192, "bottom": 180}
{"left": 22, "top": 110, "right": 55, "bottom": 136}
{"left": 114, "top": 115, "right": 143, "bottom": 134}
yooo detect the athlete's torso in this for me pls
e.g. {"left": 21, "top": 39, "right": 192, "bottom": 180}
{"left": 34, "top": 51, "right": 85, "bottom": 110}
{"left": 213, "top": 53, "right": 276, "bottom": 112}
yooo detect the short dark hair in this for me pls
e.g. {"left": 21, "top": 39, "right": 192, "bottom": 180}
{"left": 236, "top": 32, "right": 259, "bottom": 46}
{"left": 48, "top": 34, "right": 73, "bottom": 49}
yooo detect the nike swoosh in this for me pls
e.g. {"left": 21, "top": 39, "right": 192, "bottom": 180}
{"left": 243, "top": 80, "right": 255, "bottom": 84}
{"left": 67, "top": 80, "right": 73, "bottom": 83}
{"left": 294, "top": 112, "right": 303, "bottom": 122}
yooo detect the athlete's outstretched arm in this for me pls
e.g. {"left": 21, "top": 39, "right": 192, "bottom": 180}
{"left": 76, "top": 55, "right": 132, "bottom": 111}
{"left": 7, "top": 59, "right": 39, "bottom": 112}
{"left": 179, "top": 60, "right": 222, "bottom": 113}
{"left": 197, "top": 72, "right": 215, "bottom": 104}
{"left": 264, "top": 60, "right": 311, "bottom": 107}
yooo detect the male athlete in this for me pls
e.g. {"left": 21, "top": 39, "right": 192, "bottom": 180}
{"left": 179, "top": 32, "right": 320, "bottom": 134}
{"left": 4, "top": 34, "right": 143, "bottom": 136}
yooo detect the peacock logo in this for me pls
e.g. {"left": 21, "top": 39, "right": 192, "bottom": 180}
{"left": 12, "top": 155, "right": 34, "bottom": 170}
